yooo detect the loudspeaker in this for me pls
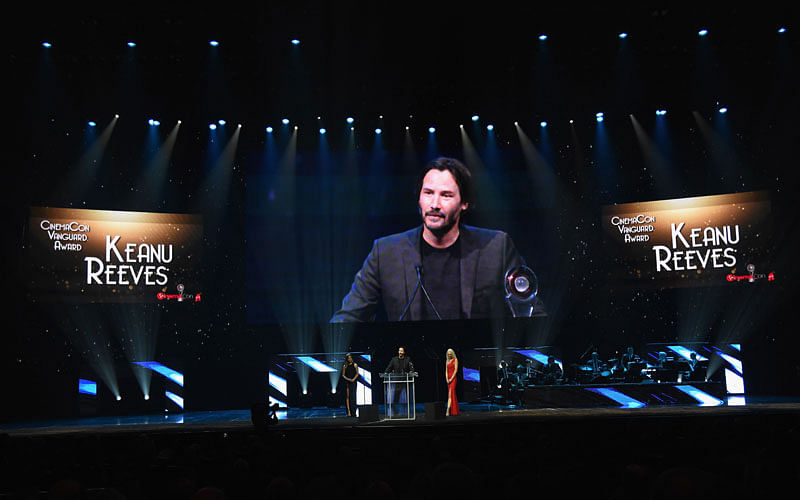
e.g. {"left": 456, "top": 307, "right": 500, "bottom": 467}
{"left": 250, "top": 402, "right": 268, "bottom": 428}
{"left": 424, "top": 402, "right": 445, "bottom": 420}
{"left": 357, "top": 404, "right": 379, "bottom": 423}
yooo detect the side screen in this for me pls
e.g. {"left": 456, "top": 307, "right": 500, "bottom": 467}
{"left": 602, "top": 191, "right": 772, "bottom": 288}
{"left": 27, "top": 207, "right": 203, "bottom": 303}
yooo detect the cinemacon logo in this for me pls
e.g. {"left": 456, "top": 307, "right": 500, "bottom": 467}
{"left": 610, "top": 214, "right": 655, "bottom": 226}
{"left": 40, "top": 220, "right": 91, "bottom": 232}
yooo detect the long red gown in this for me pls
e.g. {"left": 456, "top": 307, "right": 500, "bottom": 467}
{"left": 446, "top": 359, "right": 459, "bottom": 415}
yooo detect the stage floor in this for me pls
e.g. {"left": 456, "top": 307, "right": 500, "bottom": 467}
{"left": 3, "top": 397, "right": 799, "bottom": 437}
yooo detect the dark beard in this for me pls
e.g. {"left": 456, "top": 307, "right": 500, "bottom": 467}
{"left": 422, "top": 212, "right": 459, "bottom": 237}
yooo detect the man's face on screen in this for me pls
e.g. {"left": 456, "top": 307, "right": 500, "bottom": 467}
{"left": 418, "top": 169, "right": 468, "bottom": 236}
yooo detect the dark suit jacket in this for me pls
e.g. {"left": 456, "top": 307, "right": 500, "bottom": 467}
{"left": 331, "top": 224, "right": 544, "bottom": 322}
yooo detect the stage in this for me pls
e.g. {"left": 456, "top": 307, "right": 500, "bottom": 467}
{"left": 2, "top": 398, "right": 798, "bottom": 437}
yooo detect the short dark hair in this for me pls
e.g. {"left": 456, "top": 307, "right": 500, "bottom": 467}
{"left": 416, "top": 157, "right": 473, "bottom": 205}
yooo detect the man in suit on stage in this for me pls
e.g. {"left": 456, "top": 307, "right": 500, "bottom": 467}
{"left": 331, "top": 157, "right": 545, "bottom": 322}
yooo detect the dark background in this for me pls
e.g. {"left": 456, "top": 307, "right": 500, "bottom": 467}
{"left": 4, "top": 4, "right": 798, "bottom": 419}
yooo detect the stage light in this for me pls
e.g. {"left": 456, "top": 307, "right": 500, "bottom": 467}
{"left": 540, "top": 121, "right": 547, "bottom": 127}
{"left": 569, "top": 119, "right": 574, "bottom": 124}
{"left": 127, "top": 41, "right": 136, "bottom": 47}
{"left": 209, "top": 40, "right": 219, "bottom": 46}
{"left": 778, "top": 27, "right": 786, "bottom": 33}
{"left": 472, "top": 115, "right": 479, "bottom": 121}
{"left": 88, "top": 121, "right": 96, "bottom": 127}
{"left": 153, "top": 120, "right": 160, "bottom": 126}
{"left": 596, "top": 112, "right": 604, "bottom": 123}
{"left": 209, "top": 123, "right": 217, "bottom": 130}
{"left": 487, "top": 124, "right": 494, "bottom": 131}
{"left": 539, "top": 34, "right": 547, "bottom": 40}
{"left": 319, "top": 128, "right": 326, "bottom": 134}
{"left": 302, "top": 389, "right": 308, "bottom": 395}
{"left": 218, "top": 119, "right": 226, "bottom": 125}
{"left": 291, "top": 39, "right": 300, "bottom": 45}
{"left": 116, "top": 395, "right": 122, "bottom": 401}
{"left": 115, "top": 114, "right": 120, "bottom": 118}
{"left": 718, "top": 107, "right": 728, "bottom": 114}
{"left": 237, "top": 124, "right": 241, "bottom": 128}
{"left": 513, "top": 121, "right": 518, "bottom": 126}
{"left": 619, "top": 32, "right": 628, "bottom": 39}
{"left": 428, "top": 126, "right": 435, "bottom": 133}
{"left": 266, "top": 126, "right": 273, "bottom": 133}
{"left": 405, "top": 126, "right": 410, "bottom": 130}
{"left": 698, "top": 29, "right": 708, "bottom": 36}
{"left": 331, "top": 388, "right": 336, "bottom": 394}
{"left": 282, "top": 118, "right": 290, "bottom": 125}
{"left": 375, "top": 128, "right": 382, "bottom": 134}
{"left": 144, "top": 394, "right": 150, "bottom": 400}
{"left": 294, "top": 125, "right": 298, "bottom": 130}
{"left": 460, "top": 124, "right": 464, "bottom": 128}
{"left": 346, "top": 117, "right": 354, "bottom": 124}
{"left": 177, "top": 120, "right": 181, "bottom": 124}
{"left": 656, "top": 109, "right": 667, "bottom": 116}
{"left": 42, "top": 42, "right": 52, "bottom": 48}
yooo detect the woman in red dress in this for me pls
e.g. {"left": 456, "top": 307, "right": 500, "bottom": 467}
{"left": 445, "top": 348, "right": 459, "bottom": 416}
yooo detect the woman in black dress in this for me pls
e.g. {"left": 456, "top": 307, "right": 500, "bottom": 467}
{"left": 341, "top": 354, "right": 359, "bottom": 416}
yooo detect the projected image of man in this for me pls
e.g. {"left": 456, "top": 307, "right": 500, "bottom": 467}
{"left": 331, "top": 157, "right": 545, "bottom": 322}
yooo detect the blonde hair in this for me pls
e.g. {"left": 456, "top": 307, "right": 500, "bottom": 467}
{"left": 446, "top": 348, "right": 456, "bottom": 359}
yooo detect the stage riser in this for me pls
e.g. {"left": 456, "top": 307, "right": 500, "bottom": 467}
{"left": 523, "top": 382, "right": 726, "bottom": 408}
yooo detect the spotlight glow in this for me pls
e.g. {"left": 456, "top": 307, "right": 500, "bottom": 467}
{"left": 144, "top": 395, "right": 150, "bottom": 400}
{"left": 319, "top": 128, "right": 326, "bottom": 134}
{"left": 266, "top": 126, "right": 273, "bottom": 133}
{"left": 487, "top": 124, "right": 494, "bottom": 131}
{"left": 88, "top": 121, "right": 96, "bottom": 127}
{"left": 471, "top": 115, "right": 479, "bottom": 121}
{"left": 375, "top": 128, "right": 382, "bottom": 134}
{"left": 302, "top": 389, "right": 308, "bottom": 395}
{"left": 209, "top": 40, "right": 219, "bottom": 46}
{"left": 718, "top": 107, "right": 728, "bottom": 114}
{"left": 596, "top": 112, "right": 604, "bottom": 123}
{"left": 291, "top": 39, "right": 300, "bottom": 45}
{"left": 778, "top": 27, "right": 786, "bottom": 33}
{"left": 209, "top": 123, "right": 217, "bottom": 130}
{"left": 282, "top": 118, "right": 290, "bottom": 125}
{"left": 540, "top": 121, "right": 547, "bottom": 127}
{"left": 619, "top": 32, "right": 628, "bottom": 39}
{"left": 346, "top": 117, "right": 354, "bottom": 124}
{"left": 218, "top": 119, "right": 226, "bottom": 125}
{"left": 42, "top": 42, "right": 52, "bottom": 48}
{"left": 428, "top": 126, "right": 435, "bottom": 133}
{"left": 698, "top": 29, "right": 708, "bottom": 36}
{"left": 116, "top": 395, "right": 122, "bottom": 401}
{"left": 656, "top": 109, "right": 667, "bottom": 116}
{"left": 538, "top": 34, "right": 547, "bottom": 40}
{"left": 127, "top": 41, "right": 136, "bottom": 47}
